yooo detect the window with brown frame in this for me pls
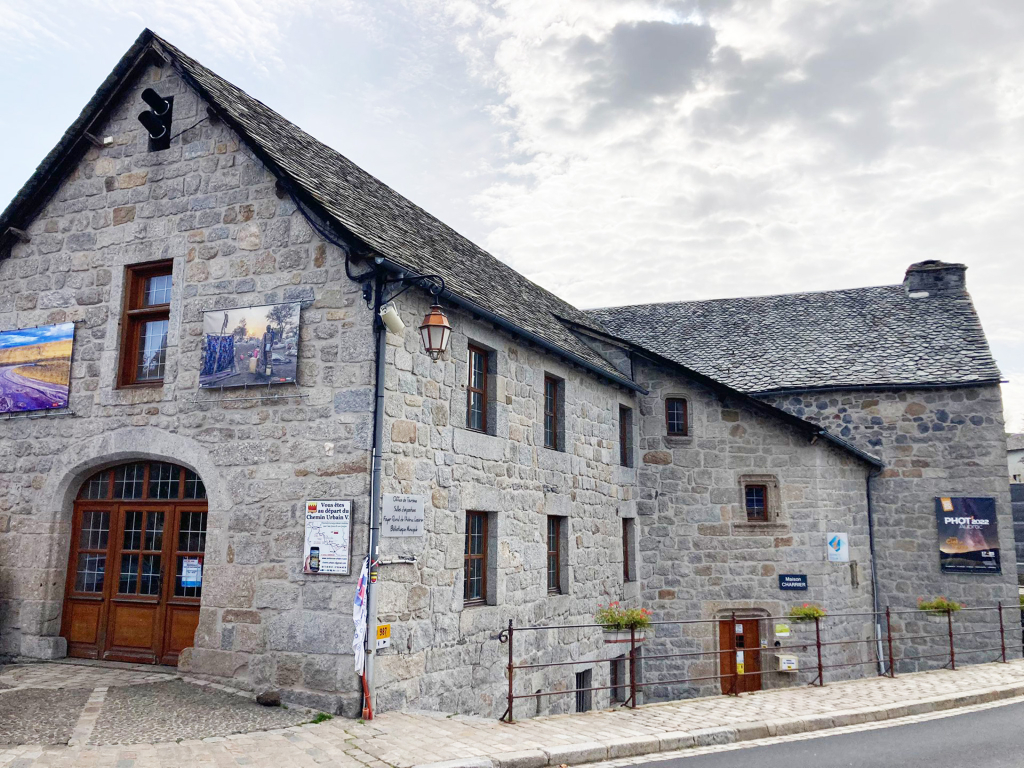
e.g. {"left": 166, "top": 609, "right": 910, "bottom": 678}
{"left": 119, "top": 261, "right": 173, "bottom": 386}
{"left": 464, "top": 511, "right": 488, "bottom": 605}
{"left": 619, "top": 405, "right": 633, "bottom": 467}
{"left": 543, "top": 375, "right": 561, "bottom": 450}
{"left": 666, "top": 397, "right": 688, "bottom": 436}
{"left": 547, "top": 516, "right": 562, "bottom": 593}
{"left": 467, "top": 345, "right": 488, "bottom": 433}
{"left": 622, "top": 517, "right": 634, "bottom": 582}
{"left": 744, "top": 484, "right": 768, "bottom": 522}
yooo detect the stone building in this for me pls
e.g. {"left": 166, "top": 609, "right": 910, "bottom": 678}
{"left": 0, "top": 30, "right": 1017, "bottom": 718}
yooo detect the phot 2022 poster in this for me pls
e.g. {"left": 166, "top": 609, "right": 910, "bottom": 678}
{"left": 935, "top": 497, "right": 1000, "bottom": 574}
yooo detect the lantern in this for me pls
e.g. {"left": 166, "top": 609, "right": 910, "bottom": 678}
{"left": 419, "top": 304, "right": 451, "bottom": 361}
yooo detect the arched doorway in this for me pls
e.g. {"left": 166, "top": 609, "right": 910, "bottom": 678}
{"left": 60, "top": 461, "right": 208, "bottom": 665}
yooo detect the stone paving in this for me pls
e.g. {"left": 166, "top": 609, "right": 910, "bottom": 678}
{"left": 0, "top": 661, "right": 315, "bottom": 747}
{"left": 2, "top": 660, "right": 1024, "bottom": 767}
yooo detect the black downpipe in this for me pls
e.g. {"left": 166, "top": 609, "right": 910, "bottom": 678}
{"left": 866, "top": 468, "right": 884, "bottom": 674}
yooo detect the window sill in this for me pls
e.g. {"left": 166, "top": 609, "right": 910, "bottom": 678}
{"left": 731, "top": 522, "right": 788, "bottom": 535}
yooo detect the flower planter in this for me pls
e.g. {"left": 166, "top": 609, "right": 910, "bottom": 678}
{"left": 603, "top": 629, "right": 647, "bottom": 644}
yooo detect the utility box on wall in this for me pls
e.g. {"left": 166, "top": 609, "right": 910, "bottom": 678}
{"left": 776, "top": 655, "right": 798, "bottom": 672}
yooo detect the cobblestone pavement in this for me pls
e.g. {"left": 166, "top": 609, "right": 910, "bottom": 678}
{"left": 0, "top": 661, "right": 314, "bottom": 748}
{"left": 1, "top": 660, "right": 1024, "bottom": 767}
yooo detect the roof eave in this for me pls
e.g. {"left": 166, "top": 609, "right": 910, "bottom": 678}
{"left": 0, "top": 30, "right": 163, "bottom": 257}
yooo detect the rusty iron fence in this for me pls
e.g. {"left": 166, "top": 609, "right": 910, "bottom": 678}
{"left": 497, "top": 603, "right": 1014, "bottom": 722}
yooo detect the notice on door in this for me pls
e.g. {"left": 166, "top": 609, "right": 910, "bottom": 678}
{"left": 304, "top": 499, "right": 353, "bottom": 575}
{"left": 381, "top": 494, "right": 425, "bottom": 537}
{"left": 182, "top": 558, "right": 202, "bottom": 588}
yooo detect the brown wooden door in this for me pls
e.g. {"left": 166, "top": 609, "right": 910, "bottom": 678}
{"left": 719, "top": 619, "right": 762, "bottom": 694}
{"left": 61, "top": 462, "right": 207, "bottom": 666}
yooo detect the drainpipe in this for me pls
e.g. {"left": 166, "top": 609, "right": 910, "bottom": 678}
{"left": 866, "top": 468, "right": 884, "bottom": 675}
{"left": 363, "top": 271, "right": 387, "bottom": 718}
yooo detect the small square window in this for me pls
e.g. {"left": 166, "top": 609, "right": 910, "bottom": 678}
{"left": 745, "top": 484, "right": 768, "bottom": 522}
{"left": 666, "top": 398, "right": 688, "bottom": 436}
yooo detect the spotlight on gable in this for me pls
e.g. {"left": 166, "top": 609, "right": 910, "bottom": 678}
{"left": 138, "top": 88, "right": 173, "bottom": 151}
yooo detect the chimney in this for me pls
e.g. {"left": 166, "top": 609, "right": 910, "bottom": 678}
{"left": 903, "top": 260, "right": 967, "bottom": 298}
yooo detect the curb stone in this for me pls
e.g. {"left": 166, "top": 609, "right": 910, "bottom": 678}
{"left": 411, "top": 681, "right": 1024, "bottom": 768}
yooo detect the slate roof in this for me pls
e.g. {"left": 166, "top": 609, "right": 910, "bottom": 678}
{"left": 589, "top": 285, "right": 1001, "bottom": 394}
{"left": 0, "top": 30, "right": 630, "bottom": 388}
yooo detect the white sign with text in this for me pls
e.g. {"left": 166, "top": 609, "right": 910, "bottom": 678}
{"left": 381, "top": 494, "right": 426, "bottom": 537}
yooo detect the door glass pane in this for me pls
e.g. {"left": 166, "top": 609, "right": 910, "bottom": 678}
{"left": 75, "top": 553, "right": 106, "bottom": 592}
{"left": 136, "top": 319, "right": 169, "bottom": 381}
{"left": 148, "top": 463, "right": 178, "bottom": 499}
{"left": 78, "top": 510, "right": 110, "bottom": 550}
{"left": 122, "top": 510, "right": 143, "bottom": 551}
{"left": 118, "top": 553, "right": 139, "bottom": 594}
{"left": 174, "top": 555, "right": 203, "bottom": 598}
{"left": 113, "top": 464, "right": 145, "bottom": 499}
{"left": 140, "top": 554, "right": 162, "bottom": 596}
{"left": 178, "top": 511, "right": 207, "bottom": 553}
{"left": 144, "top": 511, "right": 164, "bottom": 551}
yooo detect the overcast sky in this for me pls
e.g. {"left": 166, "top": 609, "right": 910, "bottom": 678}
{"left": 2, "top": 0, "right": 1022, "bottom": 429}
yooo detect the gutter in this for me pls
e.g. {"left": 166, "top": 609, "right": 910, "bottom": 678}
{"left": 865, "top": 468, "right": 885, "bottom": 675}
{"left": 753, "top": 379, "right": 1004, "bottom": 397}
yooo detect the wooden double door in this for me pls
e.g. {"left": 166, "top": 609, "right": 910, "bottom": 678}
{"left": 61, "top": 462, "right": 207, "bottom": 665}
{"left": 719, "top": 618, "right": 762, "bottom": 694}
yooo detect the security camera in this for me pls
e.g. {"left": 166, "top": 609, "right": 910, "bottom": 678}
{"left": 379, "top": 302, "right": 405, "bottom": 335}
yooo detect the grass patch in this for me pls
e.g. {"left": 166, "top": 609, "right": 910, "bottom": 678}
{"left": 310, "top": 712, "right": 333, "bottom": 724}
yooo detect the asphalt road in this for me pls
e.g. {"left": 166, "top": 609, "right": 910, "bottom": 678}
{"left": 636, "top": 700, "right": 1024, "bottom": 768}
{"left": 0, "top": 364, "right": 68, "bottom": 412}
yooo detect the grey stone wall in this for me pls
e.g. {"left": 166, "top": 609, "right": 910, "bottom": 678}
{"left": 632, "top": 360, "right": 876, "bottom": 698}
{"left": 371, "top": 288, "right": 641, "bottom": 717}
{"left": 0, "top": 63, "right": 375, "bottom": 714}
{"left": 763, "top": 386, "right": 1022, "bottom": 668}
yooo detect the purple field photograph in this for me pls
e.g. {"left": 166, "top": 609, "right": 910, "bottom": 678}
{"left": 0, "top": 322, "right": 74, "bottom": 413}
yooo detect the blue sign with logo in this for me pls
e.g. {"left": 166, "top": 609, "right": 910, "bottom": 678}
{"left": 778, "top": 574, "right": 808, "bottom": 591}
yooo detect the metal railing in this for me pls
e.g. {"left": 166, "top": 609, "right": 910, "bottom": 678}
{"left": 497, "top": 603, "right": 1014, "bottom": 722}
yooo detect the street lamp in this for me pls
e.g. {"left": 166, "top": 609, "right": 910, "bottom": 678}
{"left": 419, "top": 304, "right": 451, "bottom": 361}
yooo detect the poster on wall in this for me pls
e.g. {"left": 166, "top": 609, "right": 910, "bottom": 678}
{"left": 303, "top": 499, "right": 352, "bottom": 575}
{"left": 200, "top": 302, "right": 300, "bottom": 388}
{"left": 0, "top": 322, "right": 74, "bottom": 414}
{"left": 826, "top": 532, "right": 849, "bottom": 562}
{"left": 936, "top": 497, "right": 1000, "bottom": 574}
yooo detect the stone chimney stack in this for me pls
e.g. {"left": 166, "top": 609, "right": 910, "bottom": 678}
{"left": 903, "top": 260, "right": 967, "bottom": 297}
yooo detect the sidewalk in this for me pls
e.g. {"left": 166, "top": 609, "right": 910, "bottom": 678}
{"left": 3, "top": 660, "right": 1024, "bottom": 767}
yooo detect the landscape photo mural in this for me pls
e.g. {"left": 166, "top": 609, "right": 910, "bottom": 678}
{"left": 200, "top": 302, "right": 300, "bottom": 388}
{"left": 0, "top": 322, "right": 74, "bottom": 413}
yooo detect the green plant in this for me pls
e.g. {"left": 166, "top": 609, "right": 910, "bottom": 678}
{"left": 789, "top": 603, "right": 827, "bottom": 622}
{"left": 595, "top": 602, "right": 652, "bottom": 631}
{"left": 1019, "top": 594, "right": 1024, "bottom": 610}
{"left": 310, "top": 712, "right": 333, "bottom": 725}
{"left": 918, "top": 597, "right": 964, "bottom": 615}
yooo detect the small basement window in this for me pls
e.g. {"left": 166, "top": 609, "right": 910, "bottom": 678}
{"left": 575, "top": 669, "right": 593, "bottom": 712}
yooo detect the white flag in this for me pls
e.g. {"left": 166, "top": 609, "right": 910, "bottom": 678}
{"left": 353, "top": 556, "right": 369, "bottom": 674}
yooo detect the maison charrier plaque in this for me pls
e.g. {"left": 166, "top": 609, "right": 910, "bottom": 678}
{"left": 381, "top": 494, "right": 426, "bottom": 537}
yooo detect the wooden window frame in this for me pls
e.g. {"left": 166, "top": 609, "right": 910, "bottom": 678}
{"left": 744, "top": 484, "right": 769, "bottom": 522}
{"left": 619, "top": 405, "right": 633, "bottom": 467}
{"left": 467, "top": 345, "right": 489, "bottom": 434}
{"left": 665, "top": 397, "right": 688, "bottom": 436}
{"left": 543, "top": 375, "right": 560, "bottom": 450}
{"left": 546, "top": 515, "right": 562, "bottom": 594}
{"left": 118, "top": 260, "right": 173, "bottom": 388}
{"left": 464, "top": 510, "right": 489, "bottom": 606}
{"left": 622, "top": 517, "right": 634, "bottom": 582}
